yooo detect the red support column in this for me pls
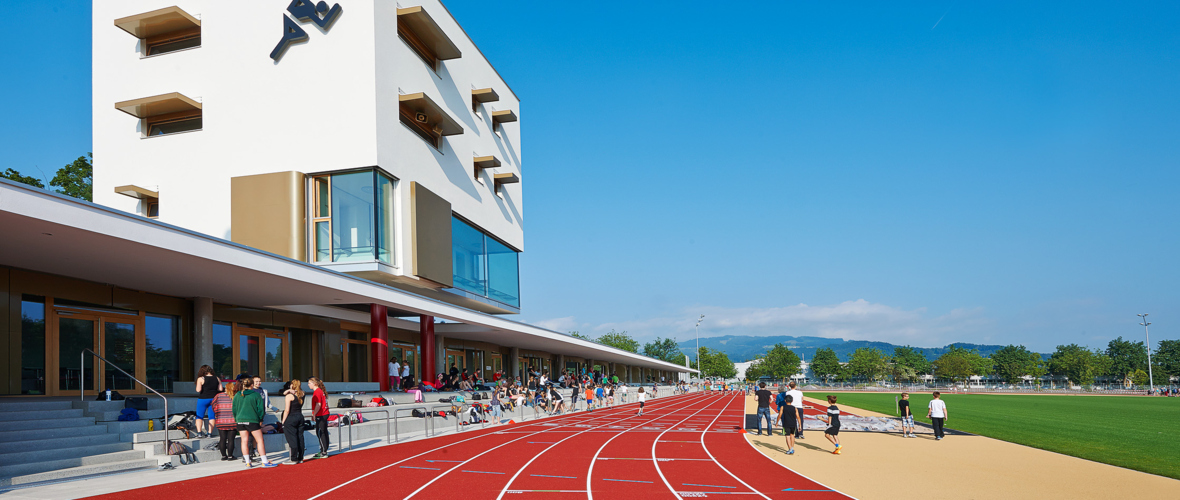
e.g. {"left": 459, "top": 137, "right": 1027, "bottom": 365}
{"left": 420, "top": 315, "right": 436, "bottom": 385}
{"left": 371, "top": 304, "right": 389, "bottom": 391}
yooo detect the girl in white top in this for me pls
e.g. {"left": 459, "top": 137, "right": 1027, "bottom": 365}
{"left": 637, "top": 387, "right": 647, "bottom": 416}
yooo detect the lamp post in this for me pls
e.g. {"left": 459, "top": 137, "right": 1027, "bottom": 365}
{"left": 1138, "top": 314, "right": 1154, "bottom": 394}
{"left": 695, "top": 314, "right": 705, "bottom": 379}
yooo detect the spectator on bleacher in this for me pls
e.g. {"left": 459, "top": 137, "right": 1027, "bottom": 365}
{"left": 232, "top": 377, "right": 278, "bottom": 468}
{"left": 309, "top": 377, "right": 331, "bottom": 459}
{"left": 280, "top": 379, "right": 306, "bottom": 464}
{"left": 461, "top": 368, "right": 470, "bottom": 382}
{"left": 213, "top": 381, "right": 237, "bottom": 461}
{"left": 450, "top": 364, "right": 460, "bottom": 378}
{"left": 459, "top": 377, "right": 473, "bottom": 391}
{"left": 194, "top": 365, "right": 222, "bottom": 438}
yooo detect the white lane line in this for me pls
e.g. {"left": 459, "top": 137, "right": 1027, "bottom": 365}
{"left": 587, "top": 394, "right": 729, "bottom": 500}
{"left": 695, "top": 394, "right": 773, "bottom": 500}
{"left": 651, "top": 394, "right": 762, "bottom": 499}
{"left": 738, "top": 424, "right": 857, "bottom": 499}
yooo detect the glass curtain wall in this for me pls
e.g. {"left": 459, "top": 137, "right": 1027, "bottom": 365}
{"left": 145, "top": 315, "right": 180, "bottom": 392}
{"left": 212, "top": 322, "right": 233, "bottom": 378}
{"left": 451, "top": 216, "right": 520, "bottom": 307}
{"left": 314, "top": 169, "right": 397, "bottom": 265}
{"left": 21, "top": 296, "right": 46, "bottom": 395}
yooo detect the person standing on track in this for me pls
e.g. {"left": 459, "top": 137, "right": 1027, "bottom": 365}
{"left": 754, "top": 382, "right": 774, "bottom": 436}
{"left": 309, "top": 377, "right": 331, "bottom": 459}
{"left": 778, "top": 394, "right": 798, "bottom": 455}
{"left": 280, "top": 379, "right": 306, "bottom": 464}
{"left": 899, "top": 392, "right": 915, "bottom": 438}
{"left": 213, "top": 381, "right": 236, "bottom": 461}
{"left": 927, "top": 391, "right": 948, "bottom": 440}
{"left": 194, "top": 365, "right": 222, "bottom": 438}
{"left": 232, "top": 377, "right": 278, "bottom": 468}
{"left": 637, "top": 386, "right": 646, "bottom": 415}
{"left": 787, "top": 381, "right": 805, "bottom": 440}
{"left": 819, "top": 395, "right": 842, "bottom": 454}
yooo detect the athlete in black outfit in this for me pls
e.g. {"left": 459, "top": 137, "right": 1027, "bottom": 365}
{"left": 820, "top": 394, "right": 842, "bottom": 454}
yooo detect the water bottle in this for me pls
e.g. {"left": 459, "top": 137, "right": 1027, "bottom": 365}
{"left": 149, "top": 419, "right": 155, "bottom": 431}
{"left": 104, "top": 389, "right": 111, "bottom": 401}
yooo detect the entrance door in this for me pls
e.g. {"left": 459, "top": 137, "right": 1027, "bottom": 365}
{"left": 235, "top": 327, "right": 289, "bottom": 382}
{"left": 445, "top": 349, "right": 466, "bottom": 376}
{"left": 50, "top": 308, "right": 145, "bottom": 396}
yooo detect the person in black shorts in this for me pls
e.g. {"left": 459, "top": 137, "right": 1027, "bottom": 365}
{"left": 778, "top": 394, "right": 798, "bottom": 455}
{"left": 819, "top": 394, "right": 842, "bottom": 455}
{"left": 899, "top": 392, "right": 915, "bottom": 438}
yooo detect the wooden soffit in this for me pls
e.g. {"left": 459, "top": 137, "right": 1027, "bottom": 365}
{"left": 113, "top": 185, "right": 158, "bottom": 200}
{"left": 472, "top": 88, "right": 500, "bottom": 104}
{"left": 115, "top": 92, "right": 202, "bottom": 119}
{"left": 473, "top": 155, "right": 501, "bottom": 178}
{"left": 114, "top": 6, "right": 201, "bottom": 39}
{"left": 397, "top": 6, "right": 461, "bottom": 61}
{"left": 399, "top": 92, "right": 463, "bottom": 136}
{"left": 491, "top": 109, "right": 518, "bottom": 125}
{"left": 493, "top": 172, "right": 520, "bottom": 191}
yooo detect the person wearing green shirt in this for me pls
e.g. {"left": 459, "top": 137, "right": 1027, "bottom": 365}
{"left": 233, "top": 377, "right": 278, "bottom": 468}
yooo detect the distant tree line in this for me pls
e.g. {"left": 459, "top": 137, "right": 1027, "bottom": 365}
{"left": 1, "top": 153, "right": 93, "bottom": 201}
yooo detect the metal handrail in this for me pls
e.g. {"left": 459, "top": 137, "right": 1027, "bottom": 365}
{"left": 301, "top": 412, "right": 350, "bottom": 453}
{"left": 393, "top": 406, "right": 428, "bottom": 442}
{"left": 81, "top": 348, "right": 170, "bottom": 464}
{"left": 428, "top": 404, "right": 461, "bottom": 434}
{"left": 343, "top": 408, "right": 392, "bottom": 444}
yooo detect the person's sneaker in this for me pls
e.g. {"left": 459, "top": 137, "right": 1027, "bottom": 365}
{"left": 936, "top": 437, "right": 942, "bottom": 440}
{"left": 832, "top": 448, "right": 841, "bottom": 455}
{"left": 245, "top": 462, "right": 253, "bottom": 468}
{"left": 787, "top": 449, "right": 795, "bottom": 455}
{"left": 261, "top": 462, "right": 279, "bottom": 468}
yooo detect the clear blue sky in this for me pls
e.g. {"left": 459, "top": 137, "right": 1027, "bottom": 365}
{"left": 3, "top": 1, "right": 1177, "bottom": 353}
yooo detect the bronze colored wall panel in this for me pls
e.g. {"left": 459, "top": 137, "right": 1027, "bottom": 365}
{"left": 1, "top": 267, "right": 13, "bottom": 394}
{"left": 212, "top": 304, "right": 273, "bottom": 325}
{"left": 410, "top": 182, "right": 453, "bottom": 287}
{"left": 231, "top": 171, "right": 306, "bottom": 261}
{"left": 11, "top": 269, "right": 112, "bottom": 306}
{"left": 112, "top": 288, "right": 188, "bottom": 316}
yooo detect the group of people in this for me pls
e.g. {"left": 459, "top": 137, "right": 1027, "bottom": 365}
{"left": 192, "top": 365, "right": 333, "bottom": 468}
{"left": 752, "top": 381, "right": 952, "bottom": 456}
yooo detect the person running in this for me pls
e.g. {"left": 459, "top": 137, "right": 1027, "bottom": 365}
{"left": 607, "top": 385, "right": 615, "bottom": 407}
{"left": 778, "top": 394, "right": 798, "bottom": 455}
{"left": 637, "top": 387, "right": 647, "bottom": 415}
{"left": 585, "top": 384, "right": 597, "bottom": 411}
{"left": 819, "top": 395, "right": 842, "bottom": 454}
{"left": 213, "top": 381, "right": 236, "bottom": 461}
{"left": 309, "top": 377, "right": 331, "bottom": 459}
{"left": 194, "top": 365, "right": 222, "bottom": 438}
{"left": 490, "top": 386, "right": 503, "bottom": 422}
{"left": 754, "top": 382, "right": 774, "bottom": 436}
{"left": 232, "top": 377, "right": 278, "bottom": 468}
{"left": 595, "top": 384, "right": 605, "bottom": 408}
{"left": 787, "top": 382, "right": 805, "bottom": 440}
{"left": 927, "top": 391, "right": 948, "bottom": 440}
{"left": 899, "top": 392, "right": 915, "bottom": 438}
{"left": 280, "top": 379, "right": 306, "bottom": 464}
{"left": 550, "top": 385, "right": 566, "bottom": 414}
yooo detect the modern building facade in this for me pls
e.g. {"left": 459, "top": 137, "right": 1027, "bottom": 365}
{"left": 0, "top": 0, "right": 691, "bottom": 398}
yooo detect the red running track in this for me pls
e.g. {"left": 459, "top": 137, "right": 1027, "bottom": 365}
{"left": 85, "top": 393, "right": 848, "bottom": 500}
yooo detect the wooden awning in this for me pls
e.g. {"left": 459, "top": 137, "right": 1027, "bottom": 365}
{"left": 399, "top": 92, "right": 463, "bottom": 136}
{"left": 114, "top": 185, "right": 159, "bottom": 200}
{"left": 114, "top": 92, "right": 202, "bottom": 119}
{"left": 474, "top": 155, "right": 501, "bottom": 178}
{"left": 493, "top": 172, "right": 520, "bottom": 191}
{"left": 114, "top": 6, "right": 201, "bottom": 39}
{"left": 492, "top": 110, "right": 518, "bottom": 126}
{"left": 472, "top": 88, "right": 500, "bottom": 104}
{"left": 397, "top": 6, "right": 461, "bottom": 61}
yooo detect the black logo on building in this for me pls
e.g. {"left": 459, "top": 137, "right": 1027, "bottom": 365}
{"left": 270, "top": 0, "right": 343, "bottom": 62}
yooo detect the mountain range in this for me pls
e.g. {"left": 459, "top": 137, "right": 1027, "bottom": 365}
{"left": 676, "top": 335, "right": 1046, "bottom": 362}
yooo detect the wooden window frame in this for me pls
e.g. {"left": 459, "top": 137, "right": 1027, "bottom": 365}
{"left": 145, "top": 198, "right": 159, "bottom": 219}
{"left": 145, "top": 26, "right": 201, "bottom": 56}
{"left": 311, "top": 175, "right": 332, "bottom": 262}
{"left": 340, "top": 327, "right": 371, "bottom": 383}
{"left": 145, "top": 109, "right": 202, "bottom": 137}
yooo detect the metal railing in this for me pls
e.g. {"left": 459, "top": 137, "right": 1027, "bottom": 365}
{"left": 428, "top": 404, "right": 461, "bottom": 434}
{"left": 81, "top": 348, "right": 170, "bottom": 462}
{"left": 342, "top": 408, "right": 392, "bottom": 445}
{"left": 393, "top": 406, "right": 430, "bottom": 441}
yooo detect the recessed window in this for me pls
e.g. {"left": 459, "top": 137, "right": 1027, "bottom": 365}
{"left": 115, "top": 92, "right": 203, "bottom": 138}
{"left": 146, "top": 27, "right": 201, "bottom": 56}
{"left": 397, "top": 7, "right": 461, "bottom": 70}
{"left": 147, "top": 111, "right": 202, "bottom": 137}
{"left": 114, "top": 6, "right": 202, "bottom": 57}
{"left": 309, "top": 169, "right": 396, "bottom": 264}
{"left": 399, "top": 92, "right": 463, "bottom": 150}
{"left": 146, "top": 199, "right": 160, "bottom": 218}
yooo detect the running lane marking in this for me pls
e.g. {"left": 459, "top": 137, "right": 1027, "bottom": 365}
{"left": 495, "top": 393, "right": 711, "bottom": 499}
{"left": 655, "top": 394, "right": 770, "bottom": 500}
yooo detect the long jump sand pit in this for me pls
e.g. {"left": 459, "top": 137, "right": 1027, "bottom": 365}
{"left": 743, "top": 395, "right": 1179, "bottom": 499}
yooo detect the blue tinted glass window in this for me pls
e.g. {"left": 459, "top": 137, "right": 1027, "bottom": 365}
{"left": 452, "top": 217, "right": 486, "bottom": 295}
{"left": 21, "top": 296, "right": 46, "bottom": 395}
{"left": 145, "top": 315, "right": 180, "bottom": 393}
{"left": 486, "top": 237, "right": 520, "bottom": 307}
{"left": 376, "top": 173, "right": 395, "bottom": 264}
{"left": 212, "top": 322, "right": 233, "bottom": 379}
{"left": 331, "top": 171, "right": 376, "bottom": 262}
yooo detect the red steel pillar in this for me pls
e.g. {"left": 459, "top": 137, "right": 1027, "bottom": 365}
{"left": 420, "top": 315, "right": 436, "bottom": 384}
{"left": 371, "top": 304, "right": 389, "bottom": 391}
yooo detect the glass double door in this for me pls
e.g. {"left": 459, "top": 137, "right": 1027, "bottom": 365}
{"left": 236, "top": 328, "right": 288, "bottom": 383}
{"left": 50, "top": 308, "right": 145, "bottom": 396}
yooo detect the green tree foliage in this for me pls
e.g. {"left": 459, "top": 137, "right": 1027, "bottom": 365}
{"left": 1048, "top": 344, "right": 1113, "bottom": 386}
{"left": 933, "top": 346, "right": 991, "bottom": 382}
{"left": 1, "top": 168, "right": 45, "bottom": 188}
{"left": 892, "top": 346, "right": 932, "bottom": 375}
{"left": 594, "top": 329, "right": 639, "bottom": 353}
{"left": 569, "top": 331, "right": 590, "bottom": 340}
{"left": 697, "top": 347, "right": 736, "bottom": 379}
{"left": 1130, "top": 369, "right": 1150, "bottom": 387}
{"left": 809, "top": 347, "right": 843, "bottom": 383}
{"left": 642, "top": 337, "right": 685, "bottom": 364}
{"left": 1155, "top": 340, "right": 1180, "bottom": 378}
{"left": 991, "top": 345, "right": 1045, "bottom": 384}
{"left": 50, "top": 153, "right": 93, "bottom": 201}
{"left": 744, "top": 358, "right": 765, "bottom": 381}
{"left": 758, "top": 343, "right": 801, "bottom": 380}
{"left": 1105, "top": 336, "right": 1148, "bottom": 382}
{"left": 846, "top": 347, "right": 889, "bottom": 382}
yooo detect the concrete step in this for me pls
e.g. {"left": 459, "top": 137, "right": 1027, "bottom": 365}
{"left": 0, "top": 424, "right": 108, "bottom": 443}
{"left": 0, "top": 432, "right": 120, "bottom": 454}
{"left": 0, "top": 408, "right": 84, "bottom": 422}
{"left": 87, "top": 408, "right": 165, "bottom": 422}
{"left": 4, "top": 416, "right": 95, "bottom": 431}
{"left": 0, "top": 401, "right": 74, "bottom": 412}
{"left": 0, "top": 457, "right": 159, "bottom": 487}
{"left": 0, "top": 441, "right": 132, "bottom": 466}
{"left": 128, "top": 429, "right": 190, "bottom": 443}
{"left": 0, "top": 449, "right": 146, "bottom": 479}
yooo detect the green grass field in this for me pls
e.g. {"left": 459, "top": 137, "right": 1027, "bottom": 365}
{"left": 804, "top": 391, "right": 1180, "bottom": 480}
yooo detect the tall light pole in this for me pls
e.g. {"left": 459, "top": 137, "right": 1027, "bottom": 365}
{"left": 1139, "top": 314, "right": 1154, "bottom": 394}
{"left": 695, "top": 315, "right": 705, "bottom": 379}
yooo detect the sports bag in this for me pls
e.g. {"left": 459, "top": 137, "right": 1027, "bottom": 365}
{"left": 117, "top": 408, "right": 140, "bottom": 421}
{"left": 337, "top": 398, "right": 354, "bottom": 408}
{"left": 168, "top": 441, "right": 196, "bottom": 465}
{"left": 125, "top": 397, "right": 149, "bottom": 410}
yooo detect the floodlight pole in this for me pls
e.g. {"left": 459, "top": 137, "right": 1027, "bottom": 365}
{"left": 1139, "top": 314, "right": 1154, "bottom": 394}
{"left": 695, "top": 315, "right": 705, "bottom": 380}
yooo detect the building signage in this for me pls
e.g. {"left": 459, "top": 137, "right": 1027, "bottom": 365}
{"left": 270, "top": 0, "right": 343, "bottom": 62}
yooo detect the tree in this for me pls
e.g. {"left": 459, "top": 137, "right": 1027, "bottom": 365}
{"left": 1, "top": 168, "right": 45, "bottom": 188}
{"left": 1155, "top": 340, "right": 1180, "bottom": 379}
{"left": 569, "top": 331, "right": 590, "bottom": 340}
{"left": 595, "top": 329, "right": 639, "bottom": 353}
{"left": 1105, "top": 336, "right": 1148, "bottom": 383}
{"left": 1048, "top": 344, "right": 1113, "bottom": 386}
{"left": 932, "top": 346, "right": 989, "bottom": 383}
{"left": 697, "top": 347, "right": 737, "bottom": 379}
{"left": 892, "top": 346, "right": 932, "bottom": 375}
{"left": 809, "top": 347, "right": 843, "bottom": 383}
{"left": 642, "top": 337, "right": 684, "bottom": 364}
{"left": 51, "top": 153, "right": 92, "bottom": 201}
{"left": 846, "top": 348, "right": 889, "bottom": 382}
{"left": 758, "top": 343, "right": 802, "bottom": 380}
{"left": 1130, "top": 369, "right": 1150, "bottom": 387}
{"left": 744, "top": 358, "right": 766, "bottom": 381}
{"left": 991, "top": 345, "right": 1045, "bottom": 384}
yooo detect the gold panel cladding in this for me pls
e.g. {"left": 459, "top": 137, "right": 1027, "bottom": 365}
{"left": 410, "top": 182, "right": 453, "bottom": 287}
{"left": 396, "top": 6, "right": 462, "bottom": 60}
{"left": 231, "top": 171, "right": 307, "bottom": 261}
{"left": 114, "top": 92, "right": 201, "bottom": 119}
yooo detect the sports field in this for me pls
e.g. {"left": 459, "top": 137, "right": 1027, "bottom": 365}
{"left": 804, "top": 391, "right": 1180, "bottom": 479}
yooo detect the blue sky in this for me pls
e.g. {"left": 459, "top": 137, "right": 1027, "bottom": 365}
{"left": 3, "top": 1, "right": 1178, "bottom": 353}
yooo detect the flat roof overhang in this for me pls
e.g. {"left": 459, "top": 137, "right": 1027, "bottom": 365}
{"left": 113, "top": 185, "right": 158, "bottom": 200}
{"left": 114, "top": 6, "right": 201, "bottom": 39}
{"left": 397, "top": 6, "right": 462, "bottom": 61}
{"left": 399, "top": 92, "right": 463, "bottom": 136}
{"left": 491, "top": 109, "right": 518, "bottom": 125}
{"left": 0, "top": 179, "right": 695, "bottom": 373}
{"left": 115, "top": 92, "right": 202, "bottom": 119}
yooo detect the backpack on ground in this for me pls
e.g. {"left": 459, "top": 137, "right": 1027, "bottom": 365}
{"left": 117, "top": 408, "right": 140, "bottom": 421}
{"left": 369, "top": 397, "right": 386, "bottom": 406}
{"left": 168, "top": 441, "right": 196, "bottom": 465}
{"left": 471, "top": 393, "right": 482, "bottom": 400}
{"left": 337, "top": 398, "right": 354, "bottom": 408}
{"left": 412, "top": 409, "right": 426, "bottom": 418}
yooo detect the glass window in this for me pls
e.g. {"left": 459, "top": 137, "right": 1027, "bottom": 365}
{"left": 240, "top": 335, "right": 260, "bottom": 377}
{"left": 452, "top": 217, "right": 486, "bottom": 296}
{"left": 377, "top": 172, "right": 395, "bottom": 264}
{"left": 346, "top": 343, "right": 368, "bottom": 382}
{"left": 487, "top": 236, "right": 520, "bottom": 307}
{"left": 265, "top": 336, "right": 284, "bottom": 383}
{"left": 147, "top": 116, "right": 201, "bottom": 136}
{"left": 59, "top": 317, "right": 95, "bottom": 391}
{"left": 145, "top": 315, "right": 180, "bottom": 392}
{"left": 315, "top": 221, "right": 331, "bottom": 262}
{"left": 343, "top": 330, "right": 369, "bottom": 341}
{"left": 331, "top": 171, "right": 376, "bottom": 262}
{"left": 290, "top": 328, "right": 316, "bottom": 382}
{"left": 147, "top": 32, "right": 200, "bottom": 56}
{"left": 20, "top": 296, "right": 46, "bottom": 395}
{"left": 103, "top": 322, "right": 137, "bottom": 391}
{"left": 212, "top": 322, "right": 233, "bottom": 379}
{"left": 315, "top": 178, "right": 330, "bottom": 217}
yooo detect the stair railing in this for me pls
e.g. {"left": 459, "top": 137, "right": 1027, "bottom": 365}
{"left": 81, "top": 348, "right": 170, "bottom": 461}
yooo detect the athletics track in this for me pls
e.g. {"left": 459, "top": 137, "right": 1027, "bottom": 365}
{"left": 86, "top": 392, "right": 850, "bottom": 499}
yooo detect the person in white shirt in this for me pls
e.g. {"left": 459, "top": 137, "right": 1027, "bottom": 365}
{"left": 389, "top": 357, "right": 401, "bottom": 392}
{"left": 620, "top": 384, "right": 628, "bottom": 403}
{"left": 786, "top": 382, "right": 805, "bottom": 439}
{"left": 401, "top": 363, "right": 411, "bottom": 390}
{"left": 927, "top": 391, "right": 948, "bottom": 440}
{"left": 636, "top": 387, "right": 646, "bottom": 416}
